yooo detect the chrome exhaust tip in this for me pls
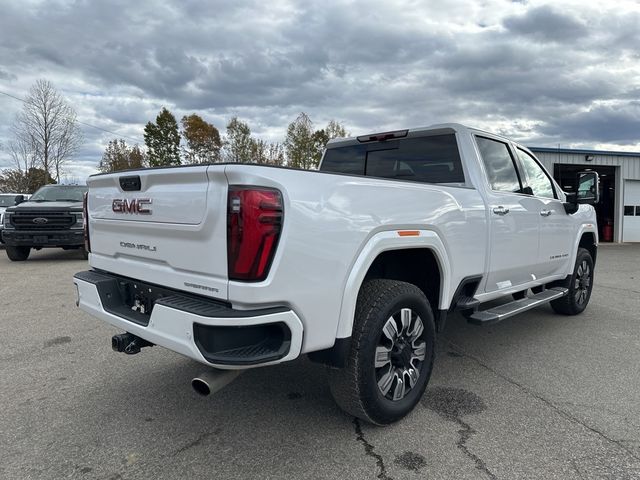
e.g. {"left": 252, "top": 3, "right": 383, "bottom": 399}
{"left": 191, "top": 369, "right": 242, "bottom": 397}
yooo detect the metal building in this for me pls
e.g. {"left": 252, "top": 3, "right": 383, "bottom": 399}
{"left": 530, "top": 147, "right": 640, "bottom": 243}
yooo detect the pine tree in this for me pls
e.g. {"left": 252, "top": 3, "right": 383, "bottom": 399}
{"left": 144, "top": 107, "right": 181, "bottom": 167}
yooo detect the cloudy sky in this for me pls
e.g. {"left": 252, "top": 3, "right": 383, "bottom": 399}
{"left": 1, "top": 0, "right": 639, "bottom": 180}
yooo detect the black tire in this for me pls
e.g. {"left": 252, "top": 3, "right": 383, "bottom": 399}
{"left": 328, "top": 279, "right": 436, "bottom": 425}
{"left": 80, "top": 248, "right": 89, "bottom": 260}
{"left": 550, "top": 247, "right": 594, "bottom": 315}
{"left": 6, "top": 245, "right": 30, "bottom": 261}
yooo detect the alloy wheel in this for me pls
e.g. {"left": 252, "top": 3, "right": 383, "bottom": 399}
{"left": 374, "top": 307, "right": 427, "bottom": 401}
{"left": 574, "top": 259, "right": 591, "bottom": 305}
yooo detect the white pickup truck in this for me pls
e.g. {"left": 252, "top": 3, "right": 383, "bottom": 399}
{"left": 74, "top": 124, "right": 599, "bottom": 424}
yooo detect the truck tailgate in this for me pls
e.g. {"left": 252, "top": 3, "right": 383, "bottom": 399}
{"left": 87, "top": 166, "right": 229, "bottom": 300}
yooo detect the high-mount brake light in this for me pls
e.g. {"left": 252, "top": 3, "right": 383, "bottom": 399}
{"left": 356, "top": 129, "right": 409, "bottom": 143}
{"left": 227, "top": 187, "right": 283, "bottom": 282}
{"left": 83, "top": 192, "right": 91, "bottom": 253}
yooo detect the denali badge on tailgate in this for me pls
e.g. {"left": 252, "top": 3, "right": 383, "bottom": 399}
{"left": 112, "top": 198, "right": 152, "bottom": 214}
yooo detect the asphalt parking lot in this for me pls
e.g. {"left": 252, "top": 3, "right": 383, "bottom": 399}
{"left": 1, "top": 245, "right": 639, "bottom": 479}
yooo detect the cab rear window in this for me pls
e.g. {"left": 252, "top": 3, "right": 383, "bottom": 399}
{"left": 320, "top": 134, "right": 465, "bottom": 184}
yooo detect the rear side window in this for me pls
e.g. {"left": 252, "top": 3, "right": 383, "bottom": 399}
{"left": 319, "top": 145, "right": 365, "bottom": 175}
{"left": 476, "top": 136, "right": 521, "bottom": 193}
{"left": 321, "top": 134, "right": 465, "bottom": 184}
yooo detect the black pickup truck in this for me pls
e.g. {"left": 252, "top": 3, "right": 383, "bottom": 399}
{"left": 2, "top": 184, "right": 88, "bottom": 261}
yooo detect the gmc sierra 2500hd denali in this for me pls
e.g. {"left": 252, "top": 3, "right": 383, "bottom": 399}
{"left": 74, "top": 124, "right": 599, "bottom": 424}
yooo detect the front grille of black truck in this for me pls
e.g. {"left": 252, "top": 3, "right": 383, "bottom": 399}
{"left": 10, "top": 211, "right": 75, "bottom": 230}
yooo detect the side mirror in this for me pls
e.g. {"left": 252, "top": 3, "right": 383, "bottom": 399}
{"left": 563, "top": 171, "right": 599, "bottom": 214}
{"left": 14, "top": 195, "right": 25, "bottom": 205}
{"left": 575, "top": 171, "right": 599, "bottom": 204}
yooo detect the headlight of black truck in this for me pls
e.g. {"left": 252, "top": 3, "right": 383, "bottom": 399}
{"left": 3, "top": 212, "right": 12, "bottom": 228}
{"left": 71, "top": 211, "right": 84, "bottom": 228}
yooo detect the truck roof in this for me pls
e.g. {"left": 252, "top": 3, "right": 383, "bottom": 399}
{"left": 325, "top": 123, "right": 507, "bottom": 149}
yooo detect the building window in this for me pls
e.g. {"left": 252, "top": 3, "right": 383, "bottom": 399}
{"left": 625, "top": 206, "right": 635, "bottom": 216}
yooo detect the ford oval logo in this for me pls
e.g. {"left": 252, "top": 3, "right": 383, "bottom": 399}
{"left": 33, "top": 217, "right": 48, "bottom": 224}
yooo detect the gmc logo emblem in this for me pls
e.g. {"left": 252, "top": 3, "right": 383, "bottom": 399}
{"left": 112, "top": 198, "right": 152, "bottom": 214}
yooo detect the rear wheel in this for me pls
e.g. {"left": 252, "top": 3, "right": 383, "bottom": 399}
{"left": 328, "top": 279, "right": 436, "bottom": 425}
{"left": 550, "top": 248, "right": 594, "bottom": 315}
{"left": 6, "top": 246, "right": 30, "bottom": 261}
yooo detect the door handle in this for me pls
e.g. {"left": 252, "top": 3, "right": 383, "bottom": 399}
{"left": 493, "top": 206, "right": 509, "bottom": 216}
{"left": 540, "top": 209, "right": 553, "bottom": 217}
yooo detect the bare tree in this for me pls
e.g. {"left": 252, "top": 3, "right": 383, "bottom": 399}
{"left": 12, "top": 79, "right": 82, "bottom": 182}
{"left": 7, "top": 135, "right": 38, "bottom": 191}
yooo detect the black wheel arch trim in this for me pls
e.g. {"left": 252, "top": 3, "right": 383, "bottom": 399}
{"left": 308, "top": 337, "right": 352, "bottom": 368}
{"left": 449, "top": 275, "right": 483, "bottom": 311}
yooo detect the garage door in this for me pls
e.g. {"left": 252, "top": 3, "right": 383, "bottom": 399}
{"left": 623, "top": 180, "right": 640, "bottom": 242}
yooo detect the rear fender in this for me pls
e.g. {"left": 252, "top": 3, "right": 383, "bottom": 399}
{"left": 335, "top": 229, "right": 450, "bottom": 339}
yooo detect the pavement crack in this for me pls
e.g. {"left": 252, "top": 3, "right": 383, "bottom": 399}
{"left": 454, "top": 417, "right": 497, "bottom": 480}
{"left": 353, "top": 418, "right": 393, "bottom": 480}
{"left": 556, "top": 401, "right": 640, "bottom": 429}
{"left": 172, "top": 432, "right": 212, "bottom": 457}
{"left": 423, "top": 387, "right": 495, "bottom": 477}
{"left": 446, "top": 339, "right": 640, "bottom": 462}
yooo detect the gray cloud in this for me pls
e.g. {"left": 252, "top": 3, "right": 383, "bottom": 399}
{"left": 541, "top": 102, "right": 640, "bottom": 143}
{"left": 1, "top": 0, "right": 639, "bottom": 180}
{"left": 503, "top": 5, "right": 588, "bottom": 42}
{"left": 0, "top": 68, "right": 17, "bottom": 81}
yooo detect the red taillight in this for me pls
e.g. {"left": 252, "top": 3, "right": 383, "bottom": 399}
{"left": 83, "top": 192, "right": 91, "bottom": 253}
{"left": 227, "top": 187, "right": 283, "bottom": 282}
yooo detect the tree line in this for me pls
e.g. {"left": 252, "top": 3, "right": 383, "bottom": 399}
{"left": 0, "top": 79, "right": 349, "bottom": 193}
{"left": 99, "top": 109, "right": 347, "bottom": 173}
